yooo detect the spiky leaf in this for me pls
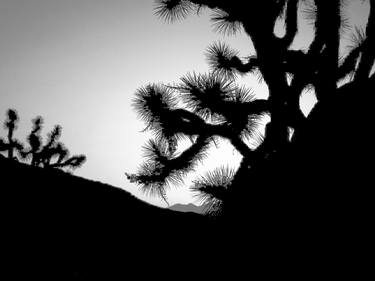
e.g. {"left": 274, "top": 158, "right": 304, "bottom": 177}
{"left": 206, "top": 41, "right": 240, "bottom": 79}
{"left": 176, "top": 72, "right": 235, "bottom": 121}
{"left": 154, "top": 0, "right": 196, "bottom": 22}
{"left": 192, "top": 166, "right": 235, "bottom": 215}
{"left": 211, "top": 8, "right": 242, "bottom": 35}
{"left": 133, "top": 84, "right": 177, "bottom": 136}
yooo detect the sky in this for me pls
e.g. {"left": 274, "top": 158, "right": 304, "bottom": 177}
{"left": 0, "top": 0, "right": 370, "bottom": 207}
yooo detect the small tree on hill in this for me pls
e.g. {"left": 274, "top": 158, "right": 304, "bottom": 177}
{"left": 0, "top": 109, "right": 86, "bottom": 172}
{"left": 22, "top": 120, "right": 86, "bottom": 171}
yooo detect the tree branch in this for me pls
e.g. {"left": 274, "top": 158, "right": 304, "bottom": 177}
{"left": 354, "top": 0, "right": 375, "bottom": 81}
{"left": 280, "top": 0, "right": 299, "bottom": 49}
{"left": 338, "top": 44, "right": 362, "bottom": 81}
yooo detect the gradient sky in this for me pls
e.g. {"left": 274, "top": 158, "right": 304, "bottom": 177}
{"left": 0, "top": 0, "right": 369, "bottom": 207}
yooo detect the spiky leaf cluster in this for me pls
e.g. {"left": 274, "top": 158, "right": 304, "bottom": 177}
{"left": 128, "top": 134, "right": 212, "bottom": 202}
{"left": 206, "top": 42, "right": 240, "bottom": 79}
{"left": 154, "top": 0, "right": 197, "bottom": 22}
{"left": 129, "top": 71, "right": 267, "bottom": 203}
{"left": 175, "top": 72, "right": 235, "bottom": 121}
{"left": 206, "top": 42, "right": 258, "bottom": 79}
{"left": 133, "top": 84, "right": 180, "bottom": 140}
{"left": 211, "top": 8, "right": 242, "bottom": 35}
{"left": 192, "top": 166, "right": 235, "bottom": 215}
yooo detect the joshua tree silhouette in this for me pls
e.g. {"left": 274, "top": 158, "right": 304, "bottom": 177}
{"left": 127, "top": 1, "right": 374, "bottom": 218}
{"left": 0, "top": 109, "right": 24, "bottom": 160}
{"left": 0, "top": 109, "right": 86, "bottom": 171}
{"left": 21, "top": 116, "right": 43, "bottom": 166}
{"left": 21, "top": 119, "right": 86, "bottom": 171}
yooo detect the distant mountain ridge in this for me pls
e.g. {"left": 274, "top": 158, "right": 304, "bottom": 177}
{"left": 169, "top": 203, "right": 207, "bottom": 214}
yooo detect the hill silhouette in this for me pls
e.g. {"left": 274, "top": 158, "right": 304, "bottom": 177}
{"left": 0, "top": 155, "right": 218, "bottom": 277}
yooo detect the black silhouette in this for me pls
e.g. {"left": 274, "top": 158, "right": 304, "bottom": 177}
{"left": 22, "top": 119, "right": 86, "bottom": 170}
{"left": 0, "top": 109, "right": 86, "bottom": 171}
{"left": 2, "top": 0, "right": 373, "bottom": 277}
{"left": 128, "top": 0, "right": 374, "bottom": 255}
{"left": 20, "top": 116, "right": 43, "bottom": 166}
{"left": 0, "top": 109, "right": 24, "bottom": 160}
{"left": 0, "top": 155, "right": 215, "bottom": 278}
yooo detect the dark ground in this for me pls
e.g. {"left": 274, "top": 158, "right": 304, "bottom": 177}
{"left": 1, "top": 78, "right": 372, "bottom": 279}
{"left": 1, "top": 155, "right": 222, "bottom": 277}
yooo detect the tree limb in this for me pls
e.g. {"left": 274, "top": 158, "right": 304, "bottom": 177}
{"left": 354, "top": 0, "right": 375, "bottom": 81}
{"left": 280, "top": 0, "right": 299, "bottom": 49}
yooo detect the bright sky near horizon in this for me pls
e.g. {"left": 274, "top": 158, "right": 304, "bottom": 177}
{"left": 0, "top": 0, "right": 369, "bottom": 207}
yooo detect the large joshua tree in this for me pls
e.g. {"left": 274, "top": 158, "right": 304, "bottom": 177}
{"left": 127, "top": 0, "right": 374, "bottom": 216}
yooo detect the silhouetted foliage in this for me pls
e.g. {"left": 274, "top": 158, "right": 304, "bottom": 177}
{"left": 20, "top": 116, "right": 43, "bottom": 166}
{"left": 128, "top": 1, "right": 374, "bottom": 218}
{"left": 0, "top": 109, "right": 86, "bottom": 171}
{"left": 191, "top": 166, "right": 234, "bottom": 215}
{"left": 0, "top": 109, "right": 24, "bottom": 160}
{"left": 22, "top": 120, "right": 86, "bottom": 171}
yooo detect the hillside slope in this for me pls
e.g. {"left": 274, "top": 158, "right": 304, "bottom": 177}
{"left": 0, "top": 156, "right": 216, "bottom": 277}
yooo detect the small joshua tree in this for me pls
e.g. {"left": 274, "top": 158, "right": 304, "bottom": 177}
{"left": 0, "top": 109, "right": 24, "bottom": 160}
{"left": 22, "top": 120, "right": 86, "bottom": 171}
{"left": 1, "top": 108, "right": 86, "bottom": 171}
